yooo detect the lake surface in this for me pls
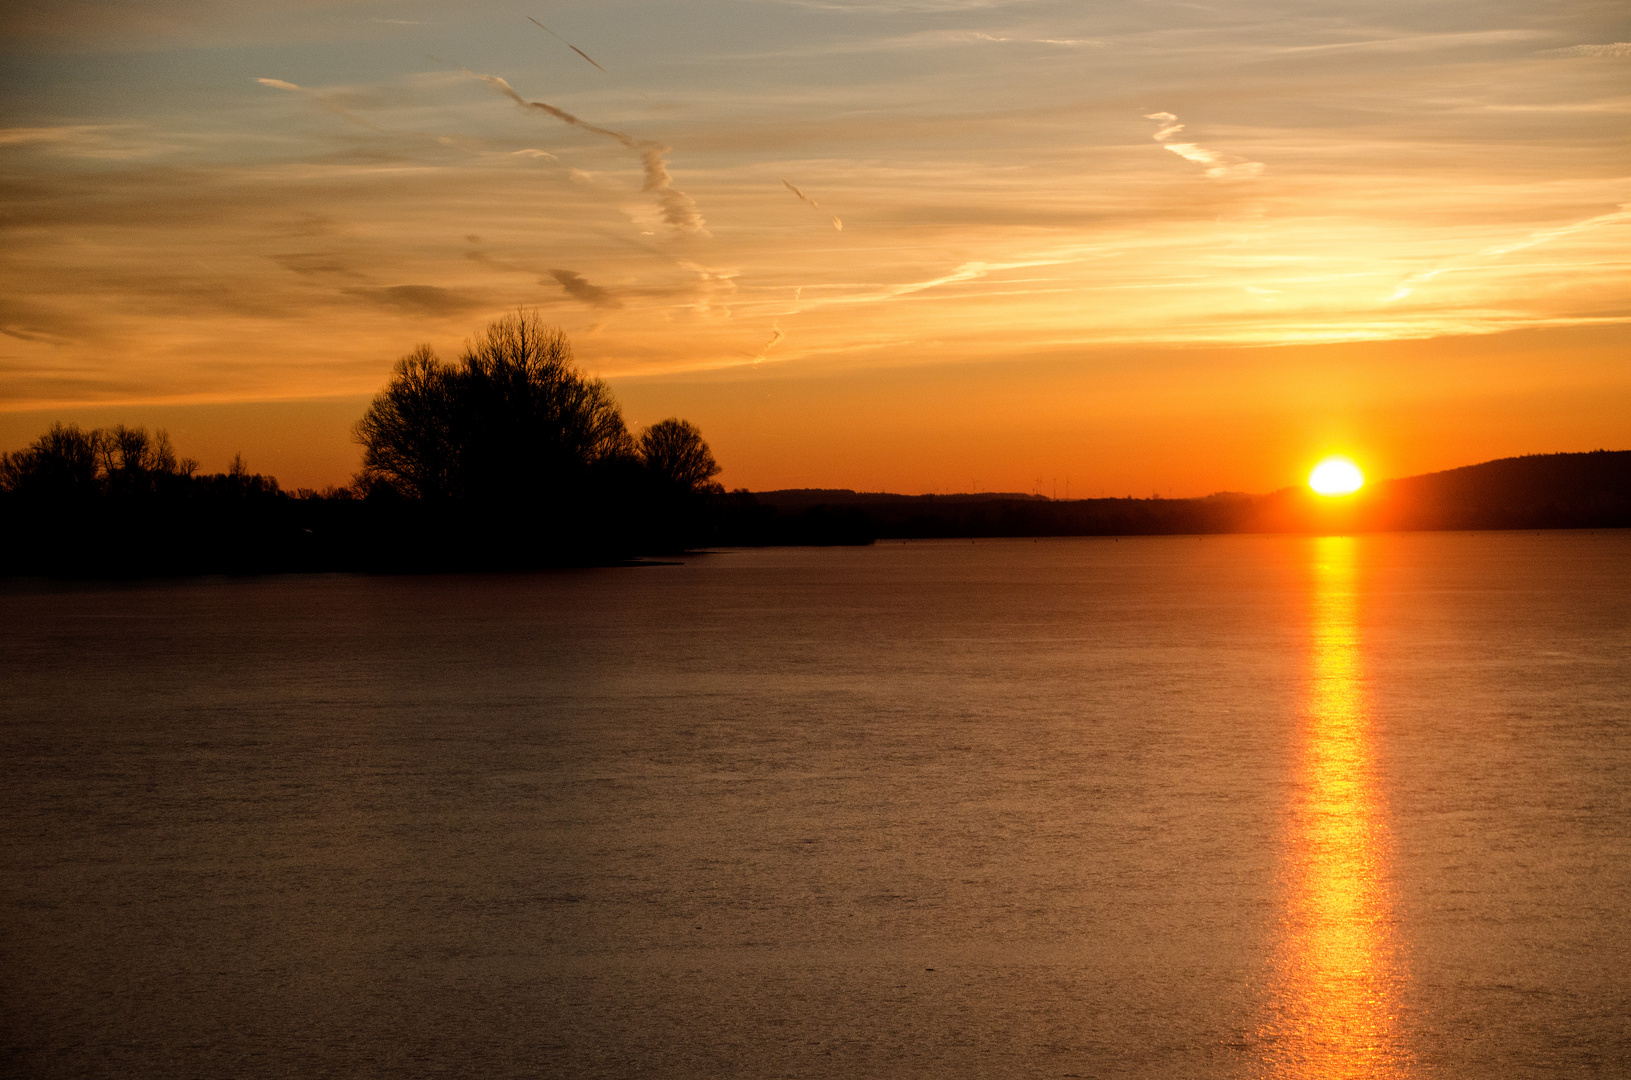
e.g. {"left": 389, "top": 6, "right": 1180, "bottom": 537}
{"left": 2, "top": 532, "right": 1628, "bottom": 1078}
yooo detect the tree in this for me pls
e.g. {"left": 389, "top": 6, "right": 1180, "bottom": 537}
{"left": 100, "top": 426, "right": 195, "bottom": 498}
{"left": 354, "top": 345, "right": 459, "bottom": 500}
{"left": 0, "top": 423, "right": 194, "bottom": 500}
{"left": 639, "top": 418, "right": 721, "bottom": 495}
{"left": 0, "top": 423, "right": 102, "bottom": 499}
{"left": 354, "top": 311, "right": 635, "bottom": 508}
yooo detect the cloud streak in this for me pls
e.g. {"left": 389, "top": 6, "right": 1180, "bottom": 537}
{"left": 1544, "top": 42, "right": 1631, "bottom": 57}
{"left": 783, "top": 179, "right": 818, "bottom": 207}
{"left": 527, "top": 17, "right": 609, "bottom": 73}
{"left": 475, "top": 72, "right": 706, "bottom": 236}
{"left": 255, "top": 77, "right": 383, "bottom": 131}
{"left": 1145, "top": 112, "right": 1263, "bottom": 179}
{"left": 549, "top": 269, "right": 623, "bottom": 309}
{"left": 783, "top": 178, "right": 845, "bottom": 230}
{"left": 755, "top": 322, "right": 784, "bottom": 362}
{"left": 1388, "top": 203, "right": 1631, "bottom": 300}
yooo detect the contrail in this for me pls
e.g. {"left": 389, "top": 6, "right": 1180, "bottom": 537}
{"left": 783, "top": 178, "right": 844, "bottom": 231}
{"left": 782, "top": 179, "right": 818, "bottom": 207}
{"left": 478, "top": 72, "right": 633, "bottom": 145}
{"left": 1388, "top": 202, "right": 1631, "bottom": 300}
{"left": 255, "top": 77, "right": 384, "bottom": 130}
{"left": 475, "top": 72, "right": 705, "bottom": 235}
{"left": 528, "top": 16, "right": 608, "bottom": 73}
{"left": 755, "top": 323, "right": 784, "bottom": 363}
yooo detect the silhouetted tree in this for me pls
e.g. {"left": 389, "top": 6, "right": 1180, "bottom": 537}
{"left": 639, "top": 418, "right": 722, "bottom": 494}
{"left": 455, "top": 312, "right": 633, "bottom": 506}
{"left": 354, "top": 345, "right": 459, "bottom": 500}
{"left": 351, "top": 311, "right": 650, "bottom": 561}
{"left": 0, "top": 423, "right": 195, "bottom": 501}
{"left": 192, "top": 453, "right": 282, "bottom": 499}
{"left": 355, "top": 312, "right": 634, "bottom": 509}
{"left": 0, "top": 423, "right": 103, "bottom": 500}
{"left": 100, "top": 426, "right": 196, "bottom": 499}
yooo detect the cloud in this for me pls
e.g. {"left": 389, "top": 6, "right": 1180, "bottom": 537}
{"left": 255, "top": 77, "right": 382, "bottom": 131}
{"left": 273, "top": 252, "right": 362, "bottom": 279}
{"left": 639, "top": 146, "right": 707, "bottom": 234}
{"left": 344, "top": 285, "right": 483, "bottom": 316}
{"left": 1544, "top": 43, "right": 1631, "bottom": 58}
{"left": 474, "top": 72, "right": 706, "bottom": 236}
{"left": 1, "top": 324, "right": 71, "bottom": 344}
{"left": 755, "top": 322, "right": 785, "bottom": 362}
{"left": 1145, "top": 112, "right": 1263, "bottom": 179}
{"left": 528, "top": 17, "right": 608, "bottom": 74}
{"left": 783, "top": 179, "right": 844, "bottom": 230}
{"left": 548, "top": 269, "right": 623, "bottom": 309}
{"left": 1388, "top": 203, "right": 1631, "bottom": 301}
{"left": 783, "top": 179, "right": 818, "bottom": 207}
{"left": 1145, "top": 111, "right": 1183, "bottom": 141}
{"left": 677, "top": 260, "right": 738, "bottom": 317}
{"left": 953, "top": 31, "right": 1104, "bottom": 47}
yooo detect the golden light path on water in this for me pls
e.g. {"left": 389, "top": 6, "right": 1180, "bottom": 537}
{"left": 1258, "top": 536, "right": 1412, "bottom": 1079}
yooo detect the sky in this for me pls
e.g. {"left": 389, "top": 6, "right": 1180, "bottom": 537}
{"left": 1, "top": 0, "right": 1627, "bottom": 494}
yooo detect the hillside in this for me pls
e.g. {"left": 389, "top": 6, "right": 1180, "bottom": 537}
{"left": 749, "top": 451, "right": 1631, "bottom": 540}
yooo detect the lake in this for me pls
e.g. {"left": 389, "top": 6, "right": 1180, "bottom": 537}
{"left": 2, "top": 532, "right": 1628, "bottom": 1078}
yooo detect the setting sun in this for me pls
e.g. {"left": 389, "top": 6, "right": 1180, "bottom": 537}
{"left": 1309, "top": 457, "right": 1365, "bottom": 497}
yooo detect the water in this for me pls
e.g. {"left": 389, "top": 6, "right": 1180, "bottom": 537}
{"left": 2, "top": 532, "right": 1628, "bottom": 1078}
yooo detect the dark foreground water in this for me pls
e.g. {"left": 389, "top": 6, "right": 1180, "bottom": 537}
{"left": 2, "top": 532, "right": 1628, "bottom": 1079}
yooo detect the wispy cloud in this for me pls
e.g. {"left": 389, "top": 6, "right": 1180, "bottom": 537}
{"left": 474, "top": 72, "right": 706, "bottom": 237}
{"left": 0, "top": 125, "right": 112, "bottom": 146}
{"left": 951, "top": 31, "right": 1104, "bottom": 46}
{"left": 782, "top": 178, "right": 844, "bottom": 230}
{"left": 1145, "top": 112, "right": 1263, "bottom": 179}
{"left": 1388, "top": 203, "right": 1631, "bottom": 300}
{"left": 342, "top": 285, "right": 484, "bottom": 317}
{"left": 755, "top": 321, "right": 785, "bottom": 362}
{"left": 783, "top": 179, "right": 818, "bottom": 207}
{"left": 1543, "top": 43, "right": 1631, "bottom": 58}
{"left": 677, "top": 260, "right": 738, "bottom": 317}
{"left": 1267, "top": 29, "right": 1550, "bottom": 57}
{"left": 549, "top": 269, "right": 623, "bottom": 309}
{"left": 255, "top": 77, "right": 383, "bottom": 131}
{"left": 527, "top": 17, "right": 608, "bottom": 74}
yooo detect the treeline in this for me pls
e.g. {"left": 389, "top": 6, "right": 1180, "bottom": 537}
{"left": 0, "top": 312, "right": 781, "bottom": 576}
{"left": 5, "top": 308, "right": 1627, "bottom": 577}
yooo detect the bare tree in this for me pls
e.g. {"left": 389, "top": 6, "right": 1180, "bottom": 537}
{"left": 354, "top": 311, "right": 635, "bottom": 505}
{"left": 1, "top": 423, "right": 194, "bottom": 499}
{"left": 355, "top": 345, "right": 460, "bottom": 500}
{"left": 639, "top": 418, "right": 721, "bottom": 494}
{"left": 0, "top": 423, "right": 102, "bottom": 498}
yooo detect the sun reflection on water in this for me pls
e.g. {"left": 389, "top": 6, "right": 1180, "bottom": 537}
{"left": 1259, "top": 536, "right": 1411, "bottom": 1079}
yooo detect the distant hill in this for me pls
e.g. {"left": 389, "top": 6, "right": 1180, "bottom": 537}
{"left": 1373, "top": 450, "right": 1631, "bottom": 530}
{"left": 755, "top": 489, "right": 1046, "bottom": 508}
{"left": 749, "top": 451, "right": 1631, "bottom": 540}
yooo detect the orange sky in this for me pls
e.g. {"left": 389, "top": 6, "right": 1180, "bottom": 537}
{"left": 2, "top": 1, "right": 1627, "bottom": 493}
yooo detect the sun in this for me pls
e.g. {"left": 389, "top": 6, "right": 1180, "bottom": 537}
{"left": 1308, "top": 456, "right": 1365, "bottom": 497}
